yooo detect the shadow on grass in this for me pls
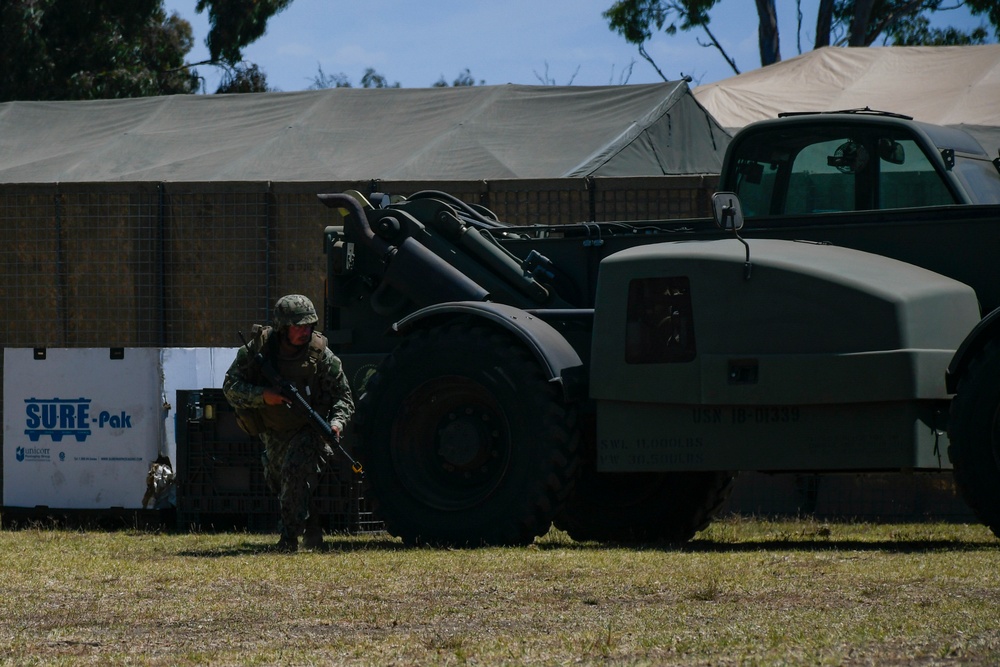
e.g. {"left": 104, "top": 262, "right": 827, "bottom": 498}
{"left": 531, "top": 538, "right": 998, "bottom": 554}
{"left": 1, "top": 507, "right": 173, "bottom": 531}
{"left": 680, "top": 537, "right": 999, "bottom": 554}
{"left": 534, "top": 529, "right": 999, "bottom": 554}
{"left": 6, "top": 508, "right": 995, "bottom": 556}
{"left": 176, "top": 533, "right": 409, "bottom": 558}
{"left": 179, "top": 534, "right": 998, "bottom": 557}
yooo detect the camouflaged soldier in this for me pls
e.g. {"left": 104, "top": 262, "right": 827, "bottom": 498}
{"left": 223, "top": 294, "right": 354, "bottom": 552}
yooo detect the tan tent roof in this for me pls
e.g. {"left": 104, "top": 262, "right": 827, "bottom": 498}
{"left": 0, "top": 82, "right": 730, "bottom": 183}
{"left": 694, "top": 45, "right": 1000, "bottom": 153}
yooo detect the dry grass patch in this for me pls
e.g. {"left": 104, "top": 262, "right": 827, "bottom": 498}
{"left": 0, "top": 517, "right": 997, "bottom": 665}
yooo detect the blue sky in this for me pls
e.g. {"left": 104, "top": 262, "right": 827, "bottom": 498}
{"left": 163, "top": 0, "right": 991, "bottom": 93}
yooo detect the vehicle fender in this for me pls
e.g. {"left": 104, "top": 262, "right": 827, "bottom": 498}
{"left": 946, "top": 307, "right": 1000, "bottom": 394}
{"left": 392, "top": 301, "right": 587, "bottom": 402}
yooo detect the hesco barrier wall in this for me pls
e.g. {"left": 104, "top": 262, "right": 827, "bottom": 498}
{"left": 0, "top": 177, "right": 714, "bottom": 350}
{"left": 0, "top": 177, "right": 976, "bottom": 525}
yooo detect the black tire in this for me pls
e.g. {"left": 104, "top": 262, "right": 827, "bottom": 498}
{"left": 358, "top": 320, "right": 579, "bottom": 546}
{"left": 554, "top": 424, "right": 735, "bottom": 543}
{"left": 947, "top": 338, "right": 1000, "bottom": 538}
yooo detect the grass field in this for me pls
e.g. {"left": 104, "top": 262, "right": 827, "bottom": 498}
{"left": 1, "top": 517, "right": 998, "bottom": 666}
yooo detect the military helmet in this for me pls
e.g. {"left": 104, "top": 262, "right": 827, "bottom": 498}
{"left": 273, "top": 294, "right": 318, "bottom": 328}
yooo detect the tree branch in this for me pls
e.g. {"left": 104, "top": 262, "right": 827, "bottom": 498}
{"left": 815, "top": 0, "right": 835, "bottom": 48}
{"left": 696, "top": 22, "right": 741, "bottom": 74}
{"left": 162, "top": 59, "right": 216, "bottom": 74}
{"left": 863, "top": 0, "right": 934, "bottom": 45}
{"left": 754, "top": 0, "right": 781, "bottom": 65}
{"left": 637, "top": 44, "right": 671, "bottom": 81}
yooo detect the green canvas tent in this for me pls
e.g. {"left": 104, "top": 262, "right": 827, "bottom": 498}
{"left": 0, "top": 82, "right": 730, "bottom": 182}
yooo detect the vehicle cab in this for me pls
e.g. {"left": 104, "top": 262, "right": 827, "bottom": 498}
{"left": 722, "top": 109, "right": 1000, "bottom": 216}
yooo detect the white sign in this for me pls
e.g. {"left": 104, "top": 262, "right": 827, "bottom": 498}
{"left": 159, "top": 347, "right": 237, "bottom": 466}
{"left": 3, "top": 348, "right": 161, "bottom": 509}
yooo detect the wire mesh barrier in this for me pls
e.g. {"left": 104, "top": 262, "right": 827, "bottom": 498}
{"left": 0, "top": 177, "right": 715, "bottom": 349}
{"left": 0, "top": 177, "right": 976, "bottom": 526}
{"left": 0, "top": 183, "right": 269, "bottom": 349}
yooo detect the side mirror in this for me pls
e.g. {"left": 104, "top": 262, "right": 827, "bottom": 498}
{"left": 712, "top": 192, "right": 744, "bottom": 231}
{"left": 736, "top": 160, "right": 764, "bottom": 184}
{"left": 879, "top": 138, "right": 905, "bottom": 165}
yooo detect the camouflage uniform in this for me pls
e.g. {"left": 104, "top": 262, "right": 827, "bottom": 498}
{"left": 223, "top": 295, "right": 354, "bottom": 551}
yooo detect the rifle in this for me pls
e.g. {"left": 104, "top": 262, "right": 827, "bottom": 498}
{"left": 239, "top": 330, "right": 363, "bottom": 475}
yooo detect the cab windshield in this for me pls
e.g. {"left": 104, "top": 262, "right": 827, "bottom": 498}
{"left": 731, "top": 125, "right": 959, "bottom": 216}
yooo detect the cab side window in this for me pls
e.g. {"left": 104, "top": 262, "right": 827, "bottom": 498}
{"left": 878, "top": 139, "right": 956, "bottom": 208}
{"left": 784, "top": 135, "right": 956, "bottom": 213}
{"left": 784, "top": 139, "right": 857, "bottom": 215}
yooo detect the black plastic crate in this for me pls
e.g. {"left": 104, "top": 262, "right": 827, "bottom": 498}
{"left": 174, "top": 388, "right": 380, "bottom": 534}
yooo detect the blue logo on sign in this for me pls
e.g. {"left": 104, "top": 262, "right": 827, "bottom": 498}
{"left": 23, "top": 398, "right": 134, "bottom": 443}
{"left": 15, "top": 445, "right": 51, "bottom": 462}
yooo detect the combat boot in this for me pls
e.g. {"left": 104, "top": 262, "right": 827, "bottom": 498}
{"left": 302, "top": 504, "right": 324, "bottom": 549}
{"left": 302, "top": 526, "right": 324, "bottom": 550}
{"left": 275, "top": 533, "right": 298, "bottom": 553}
